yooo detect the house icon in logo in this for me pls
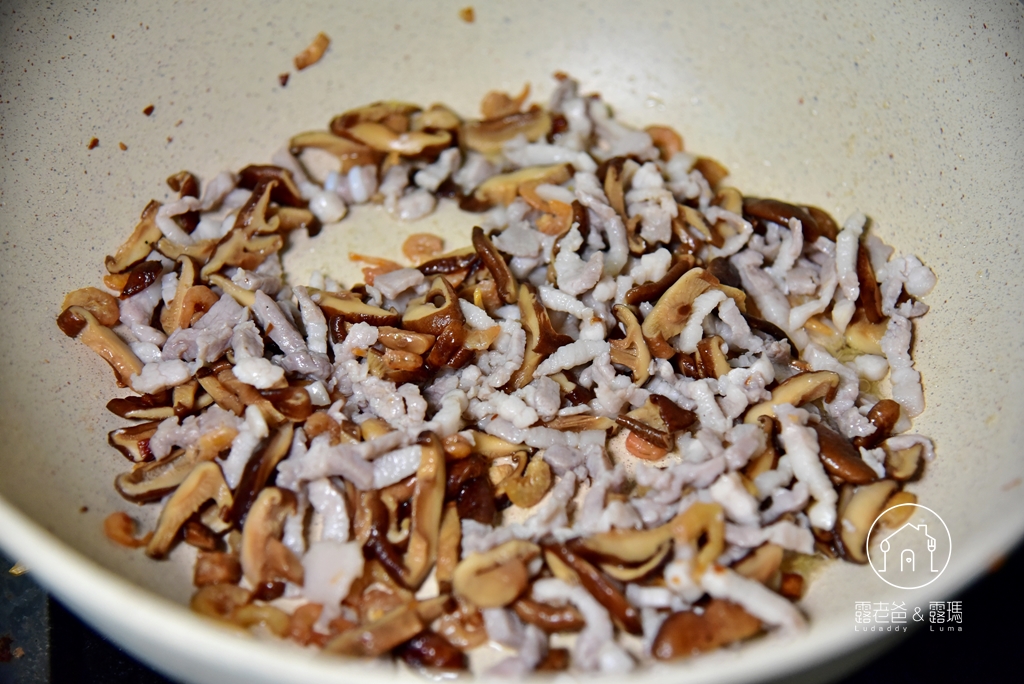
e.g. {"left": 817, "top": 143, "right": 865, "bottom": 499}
{"left": 878, "top": 523, "right": 938, "bottom": 574}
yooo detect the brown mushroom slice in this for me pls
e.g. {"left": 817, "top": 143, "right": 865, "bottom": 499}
{"left": 289, "top": 130, "right": 377, "bottom": 172}
{"left": 230, "top": 604, "right": 291, "bottom": 637}
{"left": 115, "top": 446, "right": 210, "bottom": 503}
{"left": 671, "top": 502, "right": 726, "bottom": 575}
{"left": 260, "top": 386, "right": 313, "bottom": 422}
{"left": 105, "top": 200, "right": 163, "bottom": 274}
{"left": 497, "top": 453, "right": 552, "bottom": 508}
{"left": 227, "top": 423, "right": 295, "bottom": 526}
{"left": 513, "top": 598, "right": 585, "bottom": 634}
{"left": 652, "top": 599, "right": 761, "bottom": 661}
{"left": 884, "top": 443, "right": 924, "bottom": 481}
{"left": 470, "top": 226, "right": 518, "bottom": 304}
{"left": 616, "top": 415, "right": 672, "bottom": 452}
{"left": 696, "top": 335, "right": 731, "bottom": 379}
{"left": 742, "top": 198, "right": 824, "bottom": 240}
{"left": 545, "top": 542, "right": 642, "bottom": 635}
{"left": 544, "top": 415, "right": 617, "bottom": 431}
{"left": 692, "top": 157, "right": 730, "bottom": 190}
{"left": 343, "top": 122, "right": 451, "bottom": 156}
{"left": 331, "top": 101, "right": 422, "bottom": 133}
{"left": 314, "top": 290, "right": 401, "bottom": 327}
{"left": 418, "top": 246, "right": 479, "bottom": 276}
{"left": 836, "top": 479, "right": 900, "bottom": 563}
{"left": 645, "top": 124, "right": 685, "bottom": 158}
{"left": 106, "top": 392, "right": 172, "bottom": 420}
{"left": 146, "top": 462, "right": 234, "bottom": 558}
{"left": 624, "top": 256, "right": 696, "bottom": 306}
{"left": 506, "top": 283, "right": 572, "bottom": 390}
{"left": 599, "top": 541, "right": 672, "bottom": 582}
{"left": 400, "top": 432, "right": 446, "bottom": 589}
{"left": 240, "top": 487, "right": 304, "bottom": 586}
{"left": 154, "top": 236, "right": 219, "bottom": 265}
{"left": 876, "top": 490, "right": 918, "bottom": 530}
{"left": 578, "top": 523, "right": 673, "bottom": 564}
{"left": 56, "top": 306, "right": 143, "bottom": 387}
{"left": 237, "top": 165, "right": 306, "bottom": 207}
{"left": 232, "top": 179, "right": 282, "bottom": 235}
{"left": 852, "top": 399, "right": 901, "bottom": 450}
{"left": 743, "top": 370, "right": 841, "bottom": 424}
{"left": 160, "top": 256, "right": 198, "bottom": 333}
{"left": 199, "top": 230, "right": 283, "bottom": 280}
{"left": 325, "top": 603, "right": 425, "bottom": 657}
{"left": 609, "top": 304, "right": 652, "bottom": 384}
{"left": 452, "top": 540, "right": 540, "bottom": 608}
{"left": 103, "top": 511, "right": 153, "bottom": 548}
{"left": 462, "top": 108, "right": 553, "bottom": 155}
{"left": 61, "top": 287, "right": 120, "bottom": 326}
{"left": 744, "top": 416, "right": 779, "bottom": 480}
{"left": 641, "top": 267, "right": 720, "bottom": 348}
{"left": 412, "top": 103, "right": 462, "bottom": 132}
{"left": 435, "top": 503, "right": 461, "bottom": 593}
{"left": 733, "top": 543, "right": 784, "bottom": 584}
{"left": 810, "top": 422, "right": 878, "bottom": 485}
{"left": 108, "top": 420, "right": 161, "bottom": 463}
{"left": 856, "top": 243, "right": 885, "bottom": 324}
{"left": 397, "top": 630, "right": 468, "bottom": 672}
{"left": 464, "top": 431, "right": 527, "bottom": 459}
{"left": 402, "top": 276, "right": 466, "bottom": 335}
{"left": 473, "top": 164, "right": 572, "bottom": 207}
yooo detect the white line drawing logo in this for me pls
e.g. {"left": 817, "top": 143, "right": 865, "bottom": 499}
{"left": 867, "top": 503, "right": 951, "bottom": 590}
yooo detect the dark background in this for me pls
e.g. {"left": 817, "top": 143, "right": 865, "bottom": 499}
{"left": 2, "top": 540, "right": 1021, "bottom": 683}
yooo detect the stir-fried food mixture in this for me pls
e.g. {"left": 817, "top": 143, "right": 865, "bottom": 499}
{"left": 58, "top": 75, "right": 936, "bottom": 674}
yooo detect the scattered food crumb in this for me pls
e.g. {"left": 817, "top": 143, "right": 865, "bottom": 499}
{"left": 167, "top": 136, "right": 173, "bottom": 144}
{"left": 143, "top": 104, "right": 154, "bottom": 116}
{"left": 80, "top": 505, "right": 89, "bottom": 513}
{"left": 119, "top": 142, "right": 127, "bottom": 151}
{"left": 1002, "top": 477, "right": 1022, "bottom": 491}
{"left": 12, "top": 647, "right": 24, "bottom": 660}
{"left": 294, "top": 31, "right": 330, "bottom": 70}
{"left": 0, "top": 635, "right": 11, "bottom": 663}
{"left": 279, "top": 72, "right": 290, "bottom": 87}
{"left": 175, "top": 119, "right": 183, "bottom": 127}
{"left": 459, "top": 6, "right": 475, "bottom": 23}
{"left": 87, "top": 137, "right": 99, "bottom": 150}
{"left": 8, "top": 562, "right": 28, "bottom": 576}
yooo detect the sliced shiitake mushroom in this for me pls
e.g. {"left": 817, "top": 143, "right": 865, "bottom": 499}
{"left": 462, "top": 107, "right": 552, "bottom": 155}
{"left": 471, "top": 226, "right": 518, "bottom": 304}
{"left": 742, "top": 197, "right": 834, "bottom": 241}
{"left": 452, "top": 540, "right": 540, "bottom": 608}
{"left": 810, "top": 422, "right": 878, "bottom": 485}
{"left": 545, "top": 542, "right": 642, "bottom": 635}
{"left": 331, "top": 101, "right": 422, "bottom": 133}
{"left": 641, "top": 267, "right": 720, "bottom": 349}
{"left": 105, "top": 200, "right": 163, "bottom": 274}
{"left": 402, "top": 276, "right": 466, "bottom": 335}
{"left": 495, "top": 452, "right": 552, "bottom": 508}
{"left": 744, "top": 416, "right": 779, "bottom": 480}
{"left": 856, "top": 242, "right": 885, "bottom": 324}
{"left": 671, "top": 502, "right": 725, "bottom": 575}
{"left": 852, "top": 399, "right": 901, "bottom": 450}
{"left": 844, "top": 316, "right": 887, "bottom": 355}
{"left": 623, "top": 256, "right": 696, "bottom": 306}
{"left": 473, "top": 164, "right": 571, "bottom": 207}
{"left": 418, "top": 246, "right": 480, "bottom": 276}
{"left": 61, "top": 286, "right": 121, "bottom": 327}
{"left": 696, "top": 335, "right": 731, "bottom": 379}
{"left": 836, "top": 479, "right": 899, "bottom": 563}
{"left": 506, "top": 283, "right": 572, "bottom": 390}
{"left": 513, "top": 598, "right": 585, "bottom": 634}
{"left": 200, "top": 230, "right": 283, "bottom": 280}
{"left": 237, "top": 165, "right": 307, "bottom": 207}
{"left": 397, "top": 630, "right": 468, "bottom": 672}
{"left": 884, "top": 442, "right": 924, "bottom": 481}
{"left": 227, "top": 423, "right": 295, "bottom": 526}
{"left": 56, "top": 306, "right": 143, "bottom": 387}
{"left": 733, "top": 543, "right": 784, "bottom": 585}
{"left": 232, "top": 179, "right": 282, "bottom": 235}
{"left": 652, "top": 599, "right": 761, "bottom": 660}
{"left": 325, "top": 602, "right": 425, "bottom": 657}
{"left": 692, "top": 157, "right": 729, "bottom": 191}
{"left": 193, "top": 551, "right": 242, "bottom": 587}
{"left": 343, "top": 122, "right": 451, "bottom": 157}
{"left": 314, "top": 289, "right": 401, "bottom": 327}
{"left": 400, "top": 432, "right": 446, "bottom": 589}
{"left": 289, "top": 130, "right": 377, "bottom": 172}
{"left": 108, "top": 420, "right": 161, "bottom": 463}
{"left": 146, "top": 461, "right": 234, "bottom": 558}
{"left": 743, "top": 371, "right": 841, "bottom": 424}
{"left": 609, "top": 304, "right": 652, "bottom": 384}
{"left": 240, "top": 487, "right": 304, "bottom": 586}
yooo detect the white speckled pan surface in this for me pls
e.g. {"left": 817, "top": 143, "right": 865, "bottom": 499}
{"left": 1, "top": 1, "right": 1022, "bottom": 682}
